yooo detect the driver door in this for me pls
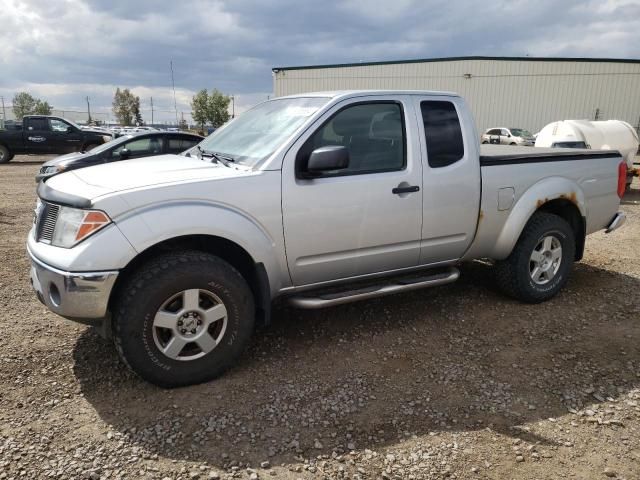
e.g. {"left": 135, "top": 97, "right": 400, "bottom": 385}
{"left": 282, "top": 96, "right": 423, "bottom": 286}
{"left": 47, "top": 118, "right": 83, "bottom": 153}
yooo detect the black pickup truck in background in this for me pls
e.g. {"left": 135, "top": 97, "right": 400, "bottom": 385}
{"left": 0, "top": 116, "right": 113, "bottom": 163}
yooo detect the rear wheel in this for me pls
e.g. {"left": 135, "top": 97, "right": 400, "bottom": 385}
{"left": 510, "top": 142, "right": 517, "bottom": 145}
{"left": 0, "top": 145, "right": 13, "bottom": 164}
{"left": 113, "top": 251, "right": 255, "bottom": 387}
{"left": 481, "top": 141, "right": 489, "bottom": 144}
{"left": 495, "top": 212, "right": 575, "bottom": 303}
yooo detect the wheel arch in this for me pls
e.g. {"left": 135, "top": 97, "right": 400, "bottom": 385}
{"left": 492, "top": 177, "right": 586, "bottom": 261}
{"left": 109, "top": 234, "right": 272, "bottom": 325}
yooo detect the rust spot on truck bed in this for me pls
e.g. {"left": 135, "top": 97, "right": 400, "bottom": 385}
{"left": 536, "top": 198, "right": 549, "bottom": 208}
{"left": 537, "top": 192, "right": 577, "bottom": 208}
{"left": 558, "top": 192, "right": 578, "bottom": 204}
{"left": 478, "top": 210, "right": 484, "bottom": 222}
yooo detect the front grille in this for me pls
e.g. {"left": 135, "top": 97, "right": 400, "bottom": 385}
{"left": 36, "top": 203, "right": 60, "bottom": 243}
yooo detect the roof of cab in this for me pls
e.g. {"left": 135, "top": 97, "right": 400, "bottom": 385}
{"left": 276, "top": 90, "right": 459, "bottom": 100}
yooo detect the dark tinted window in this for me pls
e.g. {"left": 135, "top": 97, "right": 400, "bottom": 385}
{"left": 552, "top": 141, "right": 588, "bottom": 149}
{"left": 487, "top": 129, "right": 501, "bottom": 135}
{"left": 111, "top": 137, "right": 163, "bottom": 158}
{"left": 167, "top": 136, "right": 200, "bottom": 154}
{"left": 420, "top": 101, "right": 464, "bottom": 168}
{"left": 27, "top": 118, "right": 49, "bottom": 131}
{"left": 300, "top": 102, "right": 405, "bottom": 176}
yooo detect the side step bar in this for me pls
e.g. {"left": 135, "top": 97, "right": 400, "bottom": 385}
{"left": 288, "top": 267, "right": 460, "bottom": 309}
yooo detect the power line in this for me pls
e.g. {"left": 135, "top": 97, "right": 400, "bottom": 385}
{"left": 170, "top": 60, "right": 178, "bottom": 125}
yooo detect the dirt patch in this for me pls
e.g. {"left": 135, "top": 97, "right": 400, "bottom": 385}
{"left": 1, "top": 155, "right": 639, "bottom": 479}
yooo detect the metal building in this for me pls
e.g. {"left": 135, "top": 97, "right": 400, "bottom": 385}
{"left": 272, "top": 56, "right": 640, "bottom": 135}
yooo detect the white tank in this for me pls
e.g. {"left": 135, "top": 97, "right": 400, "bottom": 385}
{"left": 535, "top": 120, "right": 639, "bottom": 168}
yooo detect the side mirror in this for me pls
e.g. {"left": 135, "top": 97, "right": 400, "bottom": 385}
{"left": 306, "top": 146, "right": 349, "bottom": 175}
{"left": 507, "top": 133, "right": 511, "bottom": 138}
{"left": 66, "top": 126, "right": 74, "bottom": 133}
{"left": 118, "top": 148, "right": 131, "bottom": 159}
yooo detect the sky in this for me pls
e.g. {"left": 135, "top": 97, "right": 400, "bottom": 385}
{"left": 1, "top": 0, "right": 639, "bottom": 124}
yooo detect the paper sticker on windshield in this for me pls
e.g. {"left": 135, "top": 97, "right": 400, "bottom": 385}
{"left": 284, "top": 107, "right": 317, "bottom": 117}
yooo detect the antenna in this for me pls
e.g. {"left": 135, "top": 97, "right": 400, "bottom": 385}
{"left": 170, "top": 60, "right": 179, "bottom": 125}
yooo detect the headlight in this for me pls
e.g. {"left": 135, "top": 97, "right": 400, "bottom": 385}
{"left": 42, "top": 165, "right": 65, "bottom": 175}
{"left": 102, "top": 135, "right": 112, "bottom": 143}
{"left": 51, "top": 206, "right": 111, "bottom": 248}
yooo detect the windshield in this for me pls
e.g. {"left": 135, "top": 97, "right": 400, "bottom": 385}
{"left": 193, "top": 97, "right": 330, "bottom": 166}
{"left": 510, "top": 128, "right": 532, "bottom": 137}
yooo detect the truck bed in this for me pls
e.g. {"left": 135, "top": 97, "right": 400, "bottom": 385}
{"left": 462, "top": 144, "right": 624, "bottom": 262}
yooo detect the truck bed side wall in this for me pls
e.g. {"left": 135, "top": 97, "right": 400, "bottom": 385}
{"left": 464, "top": 155, "right": 622, "bottom": 261}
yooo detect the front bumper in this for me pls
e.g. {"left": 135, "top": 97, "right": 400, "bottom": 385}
{"left": 605, "top": 211, "right": 626, "bottom": 234}
{"left": 28, "top": 248, "right": 119, "bottom": 321}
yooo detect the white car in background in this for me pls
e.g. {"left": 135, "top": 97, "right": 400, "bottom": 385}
{"left": 481, "top": 127, "right": 535, "bottom": 146}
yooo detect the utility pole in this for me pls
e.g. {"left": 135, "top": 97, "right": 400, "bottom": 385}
{"left": 231, "top": 95, "right": 235, "bottom": 118}
{"left": 150, "top": 97, "right": 154, "bottom": 126}
{"left": 170, "top": 60, "right": 178, "bottom": 126}
{"left": 0, "top": 96, "right": 6, "bottom": 121}
{"left": 86, "top": 96, "right": 92, "bottom": 124}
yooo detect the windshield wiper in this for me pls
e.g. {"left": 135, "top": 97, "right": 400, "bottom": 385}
{"left": 197, "top": 146, "right": 235, "bottom": 166}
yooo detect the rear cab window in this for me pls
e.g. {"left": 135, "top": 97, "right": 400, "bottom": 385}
{"left": 27, "top": 118, "right": 49, "bottom": 131}
{"left": 420, "top": 101, "right": 464, "bottom": 168}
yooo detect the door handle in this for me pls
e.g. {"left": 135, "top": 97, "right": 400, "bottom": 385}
{"left": 392, "top": 185, "right": 420, "bottom": 195}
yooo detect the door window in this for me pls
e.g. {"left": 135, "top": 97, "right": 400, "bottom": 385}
{"left": 298, "top": 102, "right": 406, "bottom": 176}
{"left": 27, "top": 118, "right": 49, "bottom": 131}
{"left": 111, "top": 137, "right": 163, "bottom": 158}
{"left": 487, "top": 128, "right": 501, "bottom": 135}
{"left": 420, "top": 101, "right": 464, "bottom": 168}
{"left": 167, "top": 136, "right": 200, "bottom": 154}
{"left": 501, "top": 129, "right": 509, "bottom": 136}
{"left": 49, "top": 118, "right": 72, "bottom": 132}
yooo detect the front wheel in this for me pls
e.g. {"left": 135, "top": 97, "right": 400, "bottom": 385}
{"left": 494, "top": 212, "right": 575, "bottom": 303}
{"left": 113, "top": 251, "right": 255, "bottom": 387}
{"left": 0, "top": 145, "right": 13, "bottom": 164}
{"left": 81, "top": 143, "right": 100, "bottom": 152}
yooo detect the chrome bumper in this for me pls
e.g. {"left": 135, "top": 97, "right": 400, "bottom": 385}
{"left": 605, "top": 211, "right": 626, "bottom": 234}
{"left": 28, "top": 249, "right": 118, "bottom": 320}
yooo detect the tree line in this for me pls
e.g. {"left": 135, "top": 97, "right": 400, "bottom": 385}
{"left": 11, "top": 92, "right": 53, "bottom": 119}
{"left": 8, "top": 88, "right": 234, "bottom": 129}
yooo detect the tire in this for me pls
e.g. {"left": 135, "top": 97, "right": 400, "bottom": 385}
{"left": 482, "top": 141, "right": 489, "bottom": 144}
{"left": 112, "top": 251, "right": 255, "bottom": 387}
{"left": 0, "top": 145, "right": 13, "bottom": 164}
{"left": 494, "top": 212, "right": 575, "bottom": 303}
{"left": 510, "top": 142, "right": 517, "bottom": 145}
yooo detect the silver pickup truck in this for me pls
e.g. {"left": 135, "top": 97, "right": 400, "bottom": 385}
{"left": 28, "top": 90, "right": 627, "bottom": 387}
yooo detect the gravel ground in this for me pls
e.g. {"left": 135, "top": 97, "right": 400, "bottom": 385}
{"left": 1, "top": 155, "right": 639, "bottom": 480}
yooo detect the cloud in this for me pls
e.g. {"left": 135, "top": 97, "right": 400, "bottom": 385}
{"left": 0, "top": 0, "right": 638, "bottom": 123}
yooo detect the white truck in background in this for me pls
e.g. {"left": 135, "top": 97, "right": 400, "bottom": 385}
{"left": 535, "top": 120, "right": 639, "bottom": 190}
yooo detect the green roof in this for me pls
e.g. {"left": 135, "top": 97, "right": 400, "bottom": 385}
{"left": 273, "top": 55, "right": 640, "bottom": 72}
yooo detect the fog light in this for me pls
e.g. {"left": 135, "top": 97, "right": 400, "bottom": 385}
{"left": 49, "top": 283, "right": 61, "bottom": 307}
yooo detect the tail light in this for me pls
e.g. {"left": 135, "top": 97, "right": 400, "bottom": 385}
{"left": 617, "top": 162, "right": 627, "bottom": 199}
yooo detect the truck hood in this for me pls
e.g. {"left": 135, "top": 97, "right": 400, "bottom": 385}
{"left": 70, "top": 154, "right": 248, "bottom": 191}
{"left": 42, "top": 154, "right": 252, "bottom": 208}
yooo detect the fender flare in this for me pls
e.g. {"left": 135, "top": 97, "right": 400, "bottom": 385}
{"left": 490, "top": 176, "right": 586, "bottom": 260}
{"left": 114, "top": 200, "right": 289, "bottom": 295}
